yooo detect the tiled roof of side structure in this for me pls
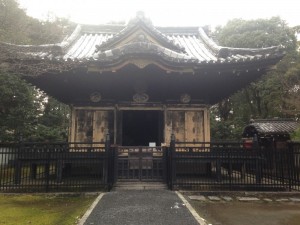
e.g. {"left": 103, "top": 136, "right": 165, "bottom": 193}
{"left": 1, "top": 13, "right": 284, "bottom": 65}
{"left": 245, "top": 119, "right": 300, "bottom": 136}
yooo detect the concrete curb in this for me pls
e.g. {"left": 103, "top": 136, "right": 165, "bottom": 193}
{"left": 175, "top": 191, "right": 208, "bottom": 225}
{"left": 77, "top": 193, "right": 105, "bottom": 225}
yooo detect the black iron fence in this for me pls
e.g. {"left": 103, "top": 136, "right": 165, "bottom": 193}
{"left": 0, "top": 141, "right": 112, "bottom": 192}
{"left": 167, "top": 138, "right": 300, "bottom": 191}
{"left": 1, "top": 138, "right": 300, "bottom": 192}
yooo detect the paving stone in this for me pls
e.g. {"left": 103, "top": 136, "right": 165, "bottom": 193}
{"left": 289, "top": 198, "right": 300, "bottom": 202}
{"left": 188, "top": 195, "right": 206, "bottom": 201}
{"left": 208, "top": 196, "right": 221, "bottom": 201}
{"left": 263, "top": 198, "right": 273, "bottom": 202}
{"left": 237, "top": 197, "right": 260, "bottom": 201}
{"left": 276, "top": 198, "right": 289, "bottom": 202}
{"left": 222, "top": 196, "right": 233, "bottom": 201}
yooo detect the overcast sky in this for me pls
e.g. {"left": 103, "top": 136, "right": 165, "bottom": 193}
{"left": 18, "top": 0, "right": 300, "bottom": 28}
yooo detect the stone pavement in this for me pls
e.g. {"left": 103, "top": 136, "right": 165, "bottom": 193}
{"left": 186, "top": 194, "right": 300, "bottom": 225}
{"left": 188, "top": 195, "right": 300, "bottom": 203}
{"left": 81, "top": 190, "right": 203, "bottom": 225}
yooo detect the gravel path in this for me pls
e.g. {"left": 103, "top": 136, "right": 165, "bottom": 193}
{"left": 83, "top": 190, "right": 199, "bottom": 225}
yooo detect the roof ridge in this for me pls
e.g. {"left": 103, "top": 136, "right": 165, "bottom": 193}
{"left": 0, "top": 41, "right": 63, "bottom": 58}
{"left": 96, "top": 12, "right": 185, "bottom": 53}
{"left": 218, "top": 45, "right": 283, "bottom": 58}
{"left": 197, "top": 27, "right": 284, "bottom": 59}
{"left": 0, "top": 25, "right": 82, "bottom": 58}
{"left": 198, "top": 27, "right": 222, "bottom": 54}
{"left": 59, "top": 25, "right": 82, "bottom": 50}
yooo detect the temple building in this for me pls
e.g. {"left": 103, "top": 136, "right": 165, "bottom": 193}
{"left": 2, "top": 12, "right": 284, "bottom": 146}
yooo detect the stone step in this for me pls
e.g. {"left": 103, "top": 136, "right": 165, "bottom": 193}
{"left": 113, "top": 182, "right": 168, "bottom": 191}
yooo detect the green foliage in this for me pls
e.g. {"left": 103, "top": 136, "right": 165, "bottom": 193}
{"left": 0, "top": 0, "right": 71, "bottom": 142}
{"left": 0, "top": 72, "right": 70, "bottom": 142}
{"left": 215, "top": 17, "right": 296, "bottom": 50}
{"left": 291, "top": 128, "right": 300, "bottom": 141}
{"left": 30, "top": 97, "right": 70, "bottom": 142}
{"left": 0, "top": 0, "right": 72, "bottom": 44}
{"left": 211, "top": 17, "right": 298, "bottom": 140}
{"left": 281, "top": 51, "right": 300, "bottom": 117}
{"left": 0, "top": 73, "right": 37, "bottom": 141}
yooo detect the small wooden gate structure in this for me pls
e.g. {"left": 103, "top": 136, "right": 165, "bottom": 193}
{"left": 115, "top": 146, "right": 166, "bottom": 182}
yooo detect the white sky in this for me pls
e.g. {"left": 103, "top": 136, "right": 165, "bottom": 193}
{"left": 18, "top": 0, "right": 300, "bottom": 28}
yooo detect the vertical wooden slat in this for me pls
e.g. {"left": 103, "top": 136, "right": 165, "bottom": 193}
{"left": 114, "top": 107, "right": 117, "bottom": 144}
{"left": 185, "top": 111, "right": 205, "bottom": 143}
{"left": 69, "top": 107, "right": 76, "bottom": 143}
{"left": 204, "top": 108, "right": 211, "bottom": 142}
{"left": 164, "top": 109, "right": 172, "bottom": 145}
{"left": 174, "top": 111, "right": 185, "bottom": 142}
{"left": 93, "top": 111, "right": 107, "bottom": 143}
{"left": 165, "top": 109, "right": 208, "bottom": 144}
{"left": 75, "top": 110, "right": 93, "bottom": 143}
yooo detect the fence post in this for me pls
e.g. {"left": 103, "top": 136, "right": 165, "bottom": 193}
{"left": 105, "top": 132, "right": 113, "bottom": 190}
{"left": 228, "top": 151, "right": 232, "bottom": 190}
{"left": 14, "top": 139, "right": 23, "bottom": 185}
{"left": 287, "top": 141, "right": 293, "bottom": 191}
{"left": 169, "top": 134, "right": 176, "bottom": 190}
{"left": 45, "top": 144, "right": 51, "bottom": 192}
{"left": 253, "top": 134, "right": 261, "bottom": 184}
{"left": 55, "top": 143, "right": 65, "bottom": 183}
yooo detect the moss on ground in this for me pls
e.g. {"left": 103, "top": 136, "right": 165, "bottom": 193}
{"left": 0, "top": 194, "right": 96, "bottom": 225}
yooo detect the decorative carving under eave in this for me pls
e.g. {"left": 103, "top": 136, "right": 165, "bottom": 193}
{"left": 180, "top": 93, "right": 191, "bottom": 103}
{"left": 133, "top": 93, "right": 149, "bottom": 103}
{"left": 134, "top": 33, "right": 150, "bottom": 43}
{"left": 90, "top": 92, "right": 102, "bottom": 102}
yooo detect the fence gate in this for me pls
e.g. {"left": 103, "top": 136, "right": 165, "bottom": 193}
{"left": 116, "top": 146, "right": 166, "bottom": 181}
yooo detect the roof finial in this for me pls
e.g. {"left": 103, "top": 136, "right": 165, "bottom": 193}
{"left": 136, "top": 11, "right": 145, "bottom": 19}
{"left": 128, "top": 11, "right": 152, "bottom": 26}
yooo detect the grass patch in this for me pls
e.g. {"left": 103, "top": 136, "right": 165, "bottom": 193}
{"left": 0, "top": 194, "right": 97, "bottom": 225}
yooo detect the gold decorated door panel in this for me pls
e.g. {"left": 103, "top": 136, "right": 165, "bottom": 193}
{"left": 70, "top": 108, "right": 114, "bottom": 146}
{"left": 165, "top": 109, "right": 210, "bottom": 145}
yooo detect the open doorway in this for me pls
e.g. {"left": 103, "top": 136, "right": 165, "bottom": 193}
{"left": 122, "top": 110, "right": 163, "bottom": 146}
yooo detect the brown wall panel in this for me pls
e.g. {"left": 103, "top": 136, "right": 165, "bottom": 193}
{"left": 165, "top": 109, "right": 208, "bottom": 145}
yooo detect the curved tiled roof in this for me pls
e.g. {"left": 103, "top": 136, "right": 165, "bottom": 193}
{"left": 1, "top": 12, "right": 284, "bottom": 69}
{"left": 59, "top": 24, "right": 282, "bottom": 64}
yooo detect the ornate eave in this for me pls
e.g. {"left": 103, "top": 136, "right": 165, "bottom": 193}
{"left": 90, "top": 40, "right": 197, "bottom": 73}
{"left": 0, "top": 12, "right": 286, "bottom": 106}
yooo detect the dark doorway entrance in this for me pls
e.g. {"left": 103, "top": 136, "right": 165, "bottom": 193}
{"left": 122, "top": 110, "right": 162, "bottom": 146}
